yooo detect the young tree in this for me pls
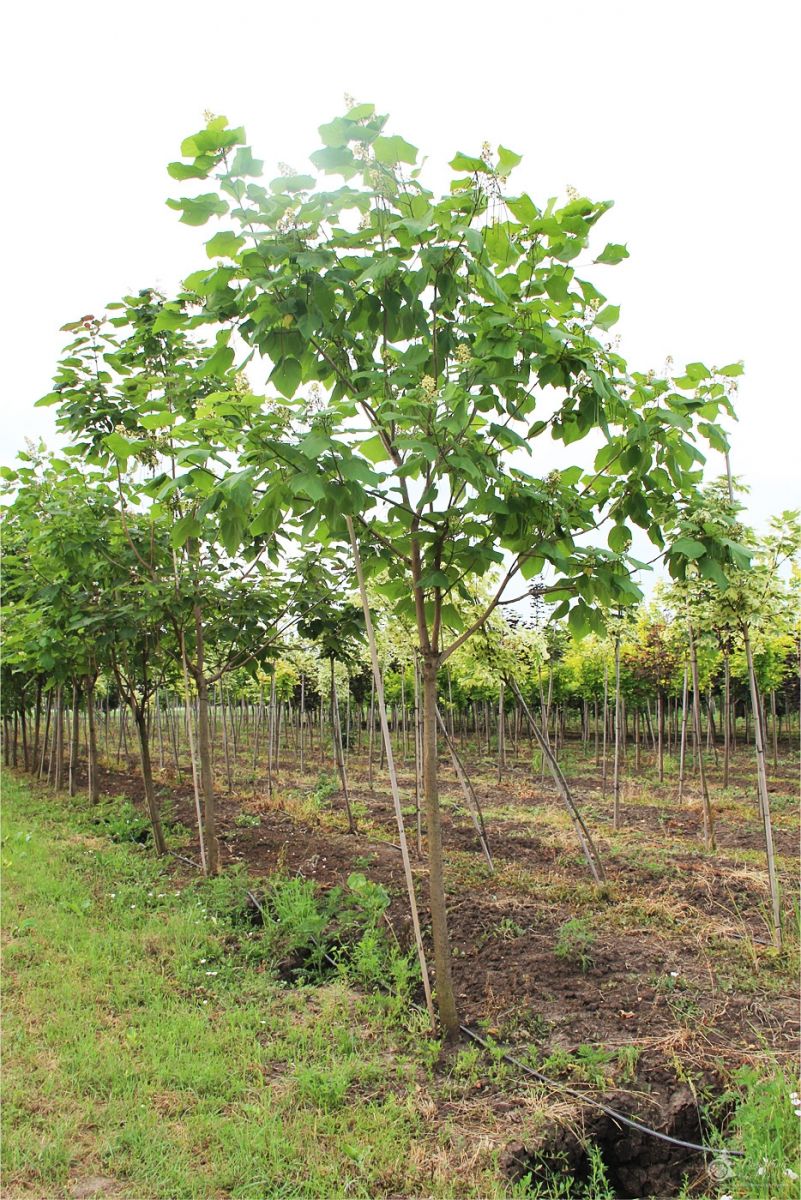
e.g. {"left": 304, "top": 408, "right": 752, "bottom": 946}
{"left": 165, "top": 105, "right": 739, "bottom": 1034}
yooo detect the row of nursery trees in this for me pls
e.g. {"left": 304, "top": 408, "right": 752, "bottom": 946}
{"left": 2, "top": 103, "right": 798, "bottom": 1033}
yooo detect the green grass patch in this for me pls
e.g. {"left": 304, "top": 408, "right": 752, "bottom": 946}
{"left": 1, "top": 775, "right": 503, "bottom": 1199}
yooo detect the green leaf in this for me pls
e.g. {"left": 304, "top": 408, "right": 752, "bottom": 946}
{"left": 346, "top": 103, "right": 375, "bottom": 120}
{"left": 356, "top": 255, "right": 399, "bottom": 285}
{"left": 594, "top": 243, "right": 629, "bottom": 265}
{"left": 607, "top": 524, "right": 631, "bottom": 553}
{"left": 699, "top": 556, "right": 729, "bottom": 589}
{"left": 271, "top": 357, "right": 301, "bottom": 398}
{"left": 170, "top": 515, "right": 202, "bottom": 547}
{"left": 450, "top": 152, "right": 488, "bottom": 173}
{"left": 206, "top": 231, "right": 245, "bottom": 258}
{"left": 372, "top": 135, "right": 418, "bottom": 165}
{"left": 166, "top": 194, "right": 229, "bottom": 226}
{"left": 229, "top": 146, "right": 263, "bottom": 177}
{"left": 152, "top": 309, "right": 186, "bottom": 333}
{"left": 718, "top": 362, "right": 744, "bottom": 377}
{"left": 497, "top": 145, "right": 522, "bottom": 174}
{"left": 291, "top": 473, "right": 326, "bottom": 502}
{"left": 309, "top": 145, "right": 356, "bottom": 174}
{"left": 671, "top": 537, "right": 706, "bottom": 559}
{"left": 594, "top": 304, "right": 620, "bottom": 330}
{"left": 103, "top": 432, "right": 135, "bottom": 462}
{"left": 360, "top": 434, "right": 390, "bottom": 463}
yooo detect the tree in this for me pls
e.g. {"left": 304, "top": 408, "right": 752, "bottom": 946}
{"left": 162, "top": 104, "right": 739, "bottom": 1034}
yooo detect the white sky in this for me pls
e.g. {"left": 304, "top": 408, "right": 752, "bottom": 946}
{"left": 2, "top": 0, "right": 799, "bottom": 537}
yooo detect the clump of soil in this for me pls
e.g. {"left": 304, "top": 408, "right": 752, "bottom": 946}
{"left": 502, "top": 1083, "right": 720, "bottom": 1199}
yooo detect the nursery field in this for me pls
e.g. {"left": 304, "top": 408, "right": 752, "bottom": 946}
{"left": 3, "top": 719, "right": 798, "bottom": 1200}
{"left": 3, "top": 101, "right": 801, "bottom": 1200}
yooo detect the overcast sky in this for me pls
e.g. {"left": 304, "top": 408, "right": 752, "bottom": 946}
{"left": 2, "top": 0, "right": 798, "bottom": 537}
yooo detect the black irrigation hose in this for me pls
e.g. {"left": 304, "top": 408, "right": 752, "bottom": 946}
{"left": 459, "top": 1024, "right": 744, "bottom": 1160}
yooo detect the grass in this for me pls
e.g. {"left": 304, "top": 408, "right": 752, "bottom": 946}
{"left": 1, "top": 774, "right": 506, "bottom": 1200}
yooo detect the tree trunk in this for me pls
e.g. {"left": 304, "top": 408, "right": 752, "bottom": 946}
{"left": 601, "top": 662, "right": 609, "bottom": 796}
{"left": 68, "top": 680, "right": 80, "bottom": 797}
{"left": 688, "top": 627, "right": 714, "bottom": 849}
{"left": 723, "top": 654, "right": 731, "bottom": 789}
{"left": 31, "top": 680, "right": 42, "bottom": 776}
{"left": 677, "top": 667, "right": 689, "bottom": 803}
{"left": 613, "top": 637, "right": 622, "bottom": 830}
{"left": 330, "top": 659, "right": 356, "bottom": 834}
{"left": 346, "top": 517, "right": 435, "bottom": 1028}
{"left": 421, "top": 655, "right": 458, "bottom": 1037}
{"left": 193, "top": 604, "right": 219, "bottom": 875}
{"left": 134, "top": 708, "right": 167, "bottom": 855}
{"left": 53, "top": 685, "right": 64, "bottom": 791}
{"left": 85, "top": 675, "right": 100, "bottom": 803}
{"left": 744, "top": 631, "right": 782, "bottom": 947}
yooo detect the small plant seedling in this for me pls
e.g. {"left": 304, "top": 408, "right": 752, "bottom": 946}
{"left": 554, "top": 917, "right": 596, "bottom": 973}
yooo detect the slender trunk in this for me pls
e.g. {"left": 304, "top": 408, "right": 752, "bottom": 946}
{"left": 613, "top": 637, "right": 622, "bottom": 830}
{"left": 68, "top": 680, "right": 80, "bottom": 797}
{"left": 422, "top": 655, "right": 458, "bottom": 1036}
{"left": 85, "top": 675, "right": 100, "bottom": 803}
{"left": 634, "top": 706, "right": 641, "bottom": 771}
{"left": 299, "top": 676, "right": 306, "bottom": 776}
{"left": 53, "top": 686, "right": 64, "bottom": 791}
{"left": 744, "top": 631, "right": 782, "bottom": 947}
{"left": 723, "top": 654, "right": 731, "bottom": 789}
{"left": 330, "top": 659, "right": 356, "bottom": 833}
{"left": 367, "top": 673, "right": 375, "bottom": 788}
{"left": 601, "top": 662, "right": 608, "bottom": 796}
{"left": 134, "top": 708, "right": 167, "bottom": 855}
{"left": 767, "top": 691, "right": 777, "bottom": 772}
{"left": 677, "top": 667, "right": 689, "bottom": 803}
{"left": 497, "top": 682, "right": 506, "bottom": 783}
{"left": 193, "top": 604, "right": 218, "bottom": 875}
{"left": 657, "top": 691, "right": 664, "bottom": 783}
{"left": 346, "top": 518, "right": 435, "bottom": 1028}
{"left": 20, "top": 697, "right": 29, "bottom": 772}
{"left": 39, "top": 691, "right": 52, "bottom": 780}
{"left": 411, "top": 659, "right": 423, "bottom": 855}
{"left": 180, "top": 641, "right": 205, "bottom": 872}
{"left": 688, "top": 626, "right": 715, "bottom": 850}
{"left": 31, "top": 680, "right": 42, "bottom": 776}
{"left": 221, "top": 688, "right": 233, "bottom": 793}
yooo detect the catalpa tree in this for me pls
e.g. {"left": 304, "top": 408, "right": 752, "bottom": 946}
{"left": 166, "top": 103, "right": 742, "bottom": 1034}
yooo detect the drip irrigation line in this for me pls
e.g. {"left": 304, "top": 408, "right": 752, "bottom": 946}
{"left": 459, "top": 1025, "right": 744, "bottom": 1160}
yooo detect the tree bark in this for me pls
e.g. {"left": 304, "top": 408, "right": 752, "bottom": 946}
{"left": 85, "top": 675, "right": 100, "bottom": 803}
{"left": 134, "top": 708, "right": 167, "bottom": 856}
{"left": 744, "top": 631, "right": 782, "bottom": 947}
{"left": 193, "top": 603, "right": 219, "bottom": 875}
{"left": 688, "top": 627, "right": 714, "bottom": 849}
{"left": 421, "top": 655, "right": 458, "bottom": 1037}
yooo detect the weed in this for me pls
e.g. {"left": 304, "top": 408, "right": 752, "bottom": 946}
{"left": 615, "top": 1044, "right": 640, "bottom": 1083}
{"left": 554, "top": 917, "right": 596, "bottom": 972}
{"left": 704, "top": 1065, "right": 801, "bottom": 1199}
{"left": 233, "top": 811, "right": 261, "bottom": 828}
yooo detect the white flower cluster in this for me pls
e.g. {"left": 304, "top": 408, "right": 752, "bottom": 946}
{"left": 455, "top": 344, "right": 471, "bottom": 363}
{"left": 420, "top": 375, "right": 437, "bottom": 397}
